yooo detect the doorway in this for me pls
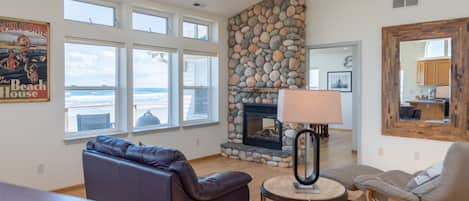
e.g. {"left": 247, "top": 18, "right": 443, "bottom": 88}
{"left": 307, "top": 42, "right": 362, "bottom": 163}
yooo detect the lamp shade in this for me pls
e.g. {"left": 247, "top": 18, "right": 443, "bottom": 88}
{"left": 277, "top": 89, "right": 343, "bottom": 124}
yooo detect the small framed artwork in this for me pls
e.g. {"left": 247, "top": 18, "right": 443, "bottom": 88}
{"left": 327, "top": 71, "right": 352, "bottom": 92}
{"left": 0, "top": 16, "right": 50, "bottom": 103}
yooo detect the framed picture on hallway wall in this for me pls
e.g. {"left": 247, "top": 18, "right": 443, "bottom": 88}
{"left": 0, "top": 16, "right": 50, "bottom": 103}
{"left": 327, "top": 71, "right": 352, "bottom": 92}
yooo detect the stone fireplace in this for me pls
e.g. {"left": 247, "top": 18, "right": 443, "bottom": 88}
{"left": 221, "top": 0, "right": 306, "bottom": 168}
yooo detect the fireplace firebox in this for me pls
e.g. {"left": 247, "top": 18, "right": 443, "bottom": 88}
{"left": 243, "top": 104, "right": 283, "bottom": 150}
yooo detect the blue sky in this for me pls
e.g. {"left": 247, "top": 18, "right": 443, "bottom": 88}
{"left": 65, "top": 43, "right": 170, "bottom": 88}
{"left": 63, "top": 0, "right": 210, "bottom": 88}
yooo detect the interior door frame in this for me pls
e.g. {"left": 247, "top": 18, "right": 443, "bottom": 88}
{"left": 306, "top": 41, "right": 363, "bottom": 164}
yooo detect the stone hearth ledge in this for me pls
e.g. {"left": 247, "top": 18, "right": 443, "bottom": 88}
{"left": 221, "top": 142, "right": 293, "bottom": 168}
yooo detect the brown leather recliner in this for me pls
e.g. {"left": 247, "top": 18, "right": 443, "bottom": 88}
{"left": 83, "top": 136, "right": 252, "bottom": 201}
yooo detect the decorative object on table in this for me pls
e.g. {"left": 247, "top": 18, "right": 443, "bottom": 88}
{"left": 277, "top": 89, "right": 343, "bottom": 193}
{"left": 260, "top": 175, "right": 348, "bottom": 201}
{"left": 135, "top": 110, "right": 161, "bottom": 128}
{"left": 0, "top": 16, "right": 50, "bottom": 103}
{"left": 327, "top": 71, "right": 352, "bottom": 92}
{"left": 344, "top": 55, "right": 353, "bottom": 68}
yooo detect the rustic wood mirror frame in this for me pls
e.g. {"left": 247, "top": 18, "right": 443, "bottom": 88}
{"left": 382, "top": 18, "right": 469, "bottom": 141}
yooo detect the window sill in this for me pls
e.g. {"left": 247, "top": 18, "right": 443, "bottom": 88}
{"left": 183, "top": 120, "right": 220, "bottom": 128}
{"left": 183, "top": 36, "right": 210, "bottom": 42}
{"left": 132, "top": 124, "right": 180, "bottom": 135}
{"left": 64, "top": 130, "right": 128, "bottom": 142}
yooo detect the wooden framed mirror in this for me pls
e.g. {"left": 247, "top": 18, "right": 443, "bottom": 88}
{"left": 382, "top": 18, "right": 469, "bottom": 141}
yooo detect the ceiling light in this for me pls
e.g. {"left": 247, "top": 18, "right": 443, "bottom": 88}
{"left": 192, "top": 2, "right": 207, "bottom": 8}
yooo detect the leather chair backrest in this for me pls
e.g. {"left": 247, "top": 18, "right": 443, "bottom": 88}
{"left": 421, "top": 142, "right": 469, "bottom": 201}
{"left": 83, "top": 136, "right": 194, "bottom": 201}
{"left": 83, "top": 150, "right": 190, "bottom": 201}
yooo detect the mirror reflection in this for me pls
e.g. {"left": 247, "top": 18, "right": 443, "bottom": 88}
{"left": 399, "top": 38, "right": 451, "bottom": 124}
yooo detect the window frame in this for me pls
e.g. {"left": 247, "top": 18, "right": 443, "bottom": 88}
{"left": 182, "top": 53, "right": 215, "bottom": 125}
{"left": 424, "top": 38, "right": 451, "bottom": 58}
{"left": 64, "top": 39, "right": 123, "bottom": 138}
{"left": 131, "top": 7, "right": 171, "bottom": 35}
{"left": 64, "top": 0, "right": 118, "bottom": 27}
{"left": 63, "top": 1, "right": 222, "bottom": 140}
{"left": 182, "top": 18, "right": 211, "bottom": 41}
{"left": 131, "top": 46, "right": 176, "bottom": 132}
{"left": 309, "top": 69, "right": 320, "bottom": 90}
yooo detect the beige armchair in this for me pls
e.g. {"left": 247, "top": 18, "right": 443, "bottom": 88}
{"left": 322, "top": 142, "right": 469, "bottom": 201}
{"left": 357, "top": 142, "right": 469, "bottom": 201}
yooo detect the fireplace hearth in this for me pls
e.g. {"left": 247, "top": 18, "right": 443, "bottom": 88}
{"left": 243, "top": 103, "right": 283, "bottom": 150}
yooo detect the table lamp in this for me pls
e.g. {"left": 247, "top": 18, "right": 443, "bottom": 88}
{"left": 277, "top": 89, "right": 343, "bottom": 193}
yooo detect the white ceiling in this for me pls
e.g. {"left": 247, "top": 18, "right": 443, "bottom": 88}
{"left": 151, "top": 0, "right": 262, "bottom": 17}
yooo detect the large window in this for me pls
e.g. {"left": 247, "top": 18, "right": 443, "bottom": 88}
{"left": 183, "top": 20, "right": 209, "bottom": 40}
{"left": 133, "top": 49, "right": 170, "bottom": 129}
{"left": 309, "top": 69, "right": 320, "bottom": 90}
{"left": 425, "top": 38, "right": 451, "bottom": 58}
{"left": 64, "top": 0, "right": 115, "bottom": 26}
{"left": 63, "top": 0, "right": 221, "bottom": 138}
{"left": 132, "top": 11, "right": 168, "bottom": 34}
{"left": 65, "top": 42, "right": 119, "bottom": 134}
{"left": 183, "top": 54, "right": 214, "bottom": 122}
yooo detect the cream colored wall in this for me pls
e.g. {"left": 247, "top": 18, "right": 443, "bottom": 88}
{"left": 400, "top": 41, "right": 427, "bottom": 102}
{"left": 305, "top": 0, "right": 469, "bottom": 172}
{"left": 0, "top": 0, "right": 228, "bottom": 190}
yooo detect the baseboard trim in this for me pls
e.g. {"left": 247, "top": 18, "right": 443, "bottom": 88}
{"left": 189, "top": 153, "right": 221, "bottom": 163}
{"left": 52, "top": 184, "right": 85, "bottom": 193}
{"left": 329, "top": 128, "right": 353, "bottom": 132}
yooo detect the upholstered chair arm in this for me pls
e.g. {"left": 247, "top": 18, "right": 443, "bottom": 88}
{"left": 170, "top": 161, "right": 252, "bottom": 201}
{"left": 197, "top": 171, "right": 252, "bottom": 199}
{"left": 354, "top": 173, "right": 419, "bottom": 201}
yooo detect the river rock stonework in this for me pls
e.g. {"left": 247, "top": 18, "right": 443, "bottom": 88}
{"left": 224, "top": 0, "right": 306, "bottom": 168}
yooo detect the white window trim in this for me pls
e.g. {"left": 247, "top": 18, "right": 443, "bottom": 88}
{"left": 132, "top": 7, "right": 172, "bottom": 35}
{"left": 64, "top": 39, "right": 124, "bottom": 137}
{"left": 131, "top": 45, "right": 178, "bottom": 133}
{"left": 182, "top": 52, "right": 217, "bottom": 125}
{"left": 309, "top": 69, "right": 320, "bottom": 90}
{"left": 64, "top": 0, "right": 119, "bottom": 28}
{"left": 424, "top": 38, "right": 451, "bottom": 59}
{"left": 63, "top": 1, "right": 222, "bottom": 140}
{"left": 182, "top": 17, "right": 212, "bottom": 41}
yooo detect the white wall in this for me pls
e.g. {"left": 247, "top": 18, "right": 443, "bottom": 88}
{"left": 309, "top": 50, "right": 353, "bottom": 130}
{"left": 306, "top": 0, "right": 469, "bottom": 172}
{"left": 400, "top": 41, "right": 431, "bottom": 102}
{"left": 0, "top": 0, "right": 228, "bottom": 190}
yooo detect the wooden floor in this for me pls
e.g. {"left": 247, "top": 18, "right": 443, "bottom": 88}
{"left": 58, "top": 130, "right": 356, "bottom": 201}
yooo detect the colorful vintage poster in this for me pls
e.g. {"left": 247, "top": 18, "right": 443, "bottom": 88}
{"left": 0, "top": 17, "right": 49, "bottom": 103}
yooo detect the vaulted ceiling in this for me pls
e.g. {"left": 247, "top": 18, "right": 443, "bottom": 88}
{"left": 151, "top": 0, "right": 262, "bottom": 17}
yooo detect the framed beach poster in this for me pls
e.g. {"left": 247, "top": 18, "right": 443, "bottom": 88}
{"left": 0, "top": 17, "right": 50, "bottom": 103}
{"left": 327, "top": 71, "right": 352, "bottom": 92}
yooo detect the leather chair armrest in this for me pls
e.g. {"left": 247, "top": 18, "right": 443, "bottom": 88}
{"left": 197, "top": 171, "right": 252, "bottom": 200}
{"left": 354, "top": 174, "right": 419, "bottom": 201}
{"left": 170, "top": 161, "right": 252, "bottom": 201}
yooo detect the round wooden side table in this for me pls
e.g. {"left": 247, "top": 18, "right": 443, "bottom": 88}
{"left": 261, "top": 176, "right": 348, "bottom": 201}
